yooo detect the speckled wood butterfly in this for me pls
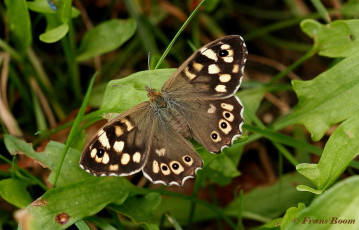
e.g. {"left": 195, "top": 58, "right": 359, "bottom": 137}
{"left": 80, "top": 35, "right": 247, "bottom": 186}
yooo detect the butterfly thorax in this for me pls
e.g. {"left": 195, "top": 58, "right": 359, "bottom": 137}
{"left": 146, "top": 86, "right": 192, "bottom": 139}
{"left": 146, "top": 87, "right": 167, "bottom": 108}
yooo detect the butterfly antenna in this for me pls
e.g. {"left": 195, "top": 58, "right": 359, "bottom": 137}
{"left": 148, "top": 52, "right": 152, "bottom": 89}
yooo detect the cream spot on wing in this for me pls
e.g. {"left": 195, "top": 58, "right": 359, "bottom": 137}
{"left": 219, "top": 119, "right": 232, "bottom": 134}
{"left": 155, "top": 148, "right": 166, "bottom": 157}
{"left": 115, "top": 126, "right": 123, "bottom": 136}
{"left": 232, "top": 64, "right": 239, "bottom": 73}
{"left": 193, "top": 62, "right": 204, "bottom": 72}
{"left": 113, "top": 141, "right": 124, "bottom": 153}
{"left": 201, "top": 48, "right": 218, "bottom": 61}
{"left": 121, "top": 153, "right": 130, "bottom": 165}
{"left": 185, "top": 66, "right": 196, "bottom": 80}
{"left": 219, "top": 74, "right": 231, "bottom": 82}
{"left": 98, "top": 133, "right": 111, "bottom": 149}
{"left": 221, "top": 44, "right": 230, "bottom": 49}
{"left": 102, "top": 152, "right": 110, "bottom": 164}
{"left": 160, "top": 163, "right": 171, "bottom": 175}
{"left": 121, "top": 119, "right": 134, "bottom": 131}
{"left": 215, "top": 85, "right": 227, "bottom": 92}
{"left": 153, "top": 160, "right": 159, "bottom": 173}
{"left": 95, "top": 154, "right": 102, "bottom": 163}
{"left": 210, "top": 131, "right": 222, "bottom": 143}
{"left": 133, "top": 152, "right": 141, "bottom": 163}
{"left": 207, "top": 104, "right": 216, "bottom": 113}
{"left": 182, "top": 155, "right": 193, "bottom": 166}
{"left": 109, "top": 164, "right": 119, "bottom": 171}
{"left": 90, "top": 149, "right": 97, "bottom": 158}
{"left": 223, "top": 111, "right": 234, "bottom": 122}
{"left": 208, "top": 64, "right": 220, "bottom": 74}
{"left": 170, "top": 161, "right": 184, "bottom": 174}
{"left": 223, "top": 56, "right": 234, "bottom": 63}
{"left": 221, "top": 103, "right": 234, "bottom": 111}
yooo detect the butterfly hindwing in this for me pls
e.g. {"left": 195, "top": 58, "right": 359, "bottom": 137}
{"left": 142, "top": 121, "right": 203, "bottom": 186}
{"left": 165, "top": 96, "right": 244, "bottom": 153}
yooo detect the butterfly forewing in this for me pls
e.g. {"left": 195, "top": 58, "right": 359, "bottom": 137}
{"left": 162, "top": 35, "right": 247, "bottom": 99}
{"left": 80, "top": 102, "right": 154, "bottom": 176}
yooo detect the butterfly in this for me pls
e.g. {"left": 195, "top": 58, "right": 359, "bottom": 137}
{"left": 80, "top": 35, "right": 248, "bottom": 186}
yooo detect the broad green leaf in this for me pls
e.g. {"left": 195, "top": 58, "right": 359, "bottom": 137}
{"left": 100, "top": 69, "right": 175, "bottom": 112}
{"left": 60, "top": 0, "right": 72, "bottom": 24}
{"left": 0, "top": 178, "right": 32, "bottom": 208}
{"left": 82, "top": 216, "right": 117, "bottom": 230}
{"left": 28, "top": 0, "right": 58, "bottom": 13}
{"left": 296, "top": 116, "right": 359, "bottom": 194}
{"left": 226, "top": 173, "right": 314, "bottom": 220}
{"left": 111, "top": 192, "right": 161, "bottom": 227}
{"left": 4, "top": 134, "right": 90, "bottom": 187}
{"left": 238, "top": 88, "right": 264, "bottom": 125}
{"left": 76, "top": 19, "right": 137, "bottom": 61}
{"left": 301, "top": 19, "right": 359, "bottom": 58}
{"left": 21, "top": 176, "right": 130, "bottom": 230}
{"left": 204, "top": 150, "right": 241, "bottom": 186}
{"left": 4, "top": 0, "right": 32, "bottom": 52}
{"left": 341, "top": 0, "right": 359, "bottom": 18}
{"left": 261, "top": 203, "right": 306, "bottom": 229}
{"left": 152, "top": 196, "right": 215, "bottom": 226}
{"left": 285, "top": 176, "right": 359, "bottom": 230}
{"left": 88, "top": 83, "right": 107, "bottom": 108}
{"left": 280, "top": 203, "right": 306, "bottom": 229}
{"left": 39, "top": 24, "right": 69, "bottom": 43}
{"left": 28, "top": 0, "right": 80, "bottom": 17}
{"left": 277, "top": 51, "right": 359, "bottom": 141}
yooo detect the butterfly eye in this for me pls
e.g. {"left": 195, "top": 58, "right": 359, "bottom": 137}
{"left": 97, "top": 149, "right": 105, "bottom": 158}
{"left": 218, "top": 50, "right": 229, "bottom": 57}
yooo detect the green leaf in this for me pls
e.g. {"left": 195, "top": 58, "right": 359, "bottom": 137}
{"left": 237, "top": 88, "right": 264, "bottom": 125}
{"left": 285, "top": 176, "right": 359, "bottom": 230}
{"left": 60, "top": 0, "right": 72, "bottom": 24}
{"left": 76, "top": 19, "right": 137, "bottom": 61}
{"left": 280, "top": 203, "right": 306, "bottom": 229}
{"left": 21, "top": 176, "right": 130, "bottom": 230}
{"left": 111, "top": 192, "right": 161, "bottom": 226}
{"left": 278, "top": 51, "right": 359, "bottom": 141}
{"left": 100, "top": 69, "right": 175, "bottom": 112}
{"left": 27, "top": 0, "right": 58, "bottom": 13}
{"left": 4, "top": 134, "right": 90, "bottom": 187}
{"left": 226, "top": 173, "right": 314, "bottom": 220}
{"left": 301, "top": 19, "right": 359, "bottom": 58}
{"left": 205, "top": 150, "right": 241, "bottom": 186}
{"left": 0, "top": 178, "right": 32, "bottom": 208}
{"left": 27, "top": 0, "right": 80, "bottom": 17}
{"left": 39, "top": 24, "right": 69, "bottom": 43}
{"left": 4, "top": 0, "right": 32, "bottom": 52}
{"left": 296, "top": 116, "right": 359, "bottom": 194}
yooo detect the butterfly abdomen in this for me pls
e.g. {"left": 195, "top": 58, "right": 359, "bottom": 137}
{"left": 167, "top": 109, "right": 191, "bottom": 139}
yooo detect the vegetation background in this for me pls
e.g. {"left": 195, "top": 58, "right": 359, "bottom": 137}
{"left": 1, "top": 0, "right": 359, "bottom": 229}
